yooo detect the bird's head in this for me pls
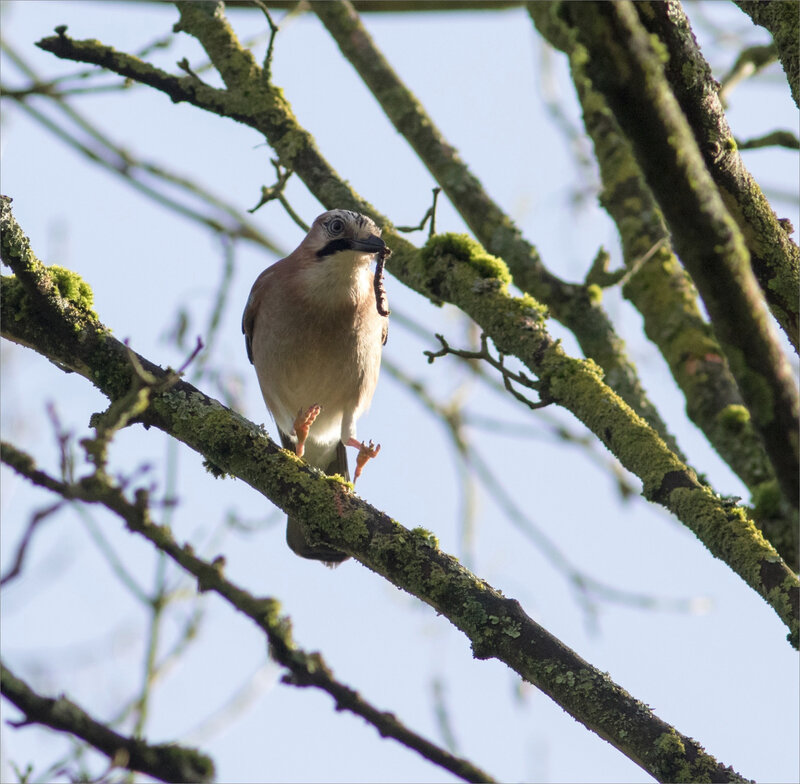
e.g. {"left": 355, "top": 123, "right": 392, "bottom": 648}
{"left": 294, "top": 210, "right": 389, "bottom": 307}
{"left": 304, "top": 209, "right": 387, "bottom": 260}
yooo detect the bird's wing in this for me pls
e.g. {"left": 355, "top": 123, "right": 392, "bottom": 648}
{"left": 242, "top": 265, "right": 277, "bottom": 364}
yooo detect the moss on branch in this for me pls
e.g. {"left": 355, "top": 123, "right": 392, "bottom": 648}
{"left": 561, "top": 1, "right": 799, "bottom": 512}
{"left": 528, "top": 1, "right": 798, "bottom": 568}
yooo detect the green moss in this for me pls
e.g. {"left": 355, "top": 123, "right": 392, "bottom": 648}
{"left": 554, "top": 670, "right": 576, "bottom": 687}
{"left": 723, "top": 345, "right": 776, "bottom": 427}
{"left": 338, "top": 506, "right": 369, "bottom": 547}
{"left": 48, "top": 265, "right": 95, "bottom": 314}
{"left": 462, "top": 597, "right": 489, "bottom": 629}
{"left": 423, "top": 233, "right": 512, "bottom": 286}
{"left": 411, "top": 526, "right": 439, "bottom": 549}
{"left": 275, "top": 126, "right": 311, "bottom": 162}
{"left": 680, "top": 60, "right": 696, "bottom": 86}
{"left": 462, "top": 597, "right": 494, "bottom": 656}
{"left": 653, "top": 730, "right": 692, "bottom": 782}
{"left": 652, "top": 727, "right": 720, "bottom": 782}
{"left": 586, "top": 283, "right": 603, "bottom": 304}
{"left": 203, "top": 458, "right": 228, "bottom": 478}
{"left": 596, "top": 141, "right": 643, "bottom": 193}
{"left": 4, "top": 264, "right": 100, "bottom": 336}
{"left": 402, "top": 232, "right": 551, "bottom": 353}
{"left": 716, "top": 403, "right": 750, "bottom": 430}
{"left": 1, "top": 275, "right": 30, "bottom": 322}
{"left": 87, "top": 339, "right": 135, "bottom": 400}
{"left": 488, "top": 613, "right": 522, "bottom": 639}
{"left": 751, "top": 479, "right": 782, "bottom": 518}
{"left": 655, "top": 729, "right": 685, "bottom": 756}
{"left": 370, "top": 524, "right": 448, "bottom": 598}
{"left": 574, "top": 668, "right": 597, "bottom": 697}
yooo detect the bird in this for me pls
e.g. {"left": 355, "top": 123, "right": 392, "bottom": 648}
{"left": 242, "top": 209, "right": 390, "bottom": 564}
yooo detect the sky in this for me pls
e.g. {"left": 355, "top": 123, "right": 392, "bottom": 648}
{"left": 1, "top": 2, "right": 798, "bottom": 783}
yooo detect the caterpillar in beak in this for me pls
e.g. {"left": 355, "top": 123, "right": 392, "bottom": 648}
{"left": 374, "top": 245, "right": 391, "bottom": 317}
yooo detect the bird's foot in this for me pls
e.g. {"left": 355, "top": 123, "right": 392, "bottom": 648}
{"left": 293, "top": 404, "right": 321, "bottom": 457}
{"left": 347, "top": 438, "right": 381, "bottom": 482}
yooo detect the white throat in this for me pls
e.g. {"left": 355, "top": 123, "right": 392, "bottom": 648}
{"left": 302, "top": 250, "right": 373, "bottom": 308}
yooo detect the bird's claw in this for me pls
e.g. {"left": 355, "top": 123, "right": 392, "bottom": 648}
{"left": 352, "top": 439, "right": 381, "bottom": 482}
{"left": 293, "top": 404, "right": 321, "bottom": 457}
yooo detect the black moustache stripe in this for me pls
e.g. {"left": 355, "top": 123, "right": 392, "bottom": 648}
{"left": 316, "top": 238, "right": 356, "bottom": 258}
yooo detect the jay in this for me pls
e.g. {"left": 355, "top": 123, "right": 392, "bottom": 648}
{"left": 242, "top": 209, "right": 389, "bottom": 563}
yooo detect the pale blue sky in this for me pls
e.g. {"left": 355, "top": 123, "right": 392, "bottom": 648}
{"left": 1, "top": 2, "right": 798, "bottom": 782}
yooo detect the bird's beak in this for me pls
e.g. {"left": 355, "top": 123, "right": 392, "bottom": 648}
{"left": 316, "top": 233, "right": 388, "bottom": 259}
{"left": 347, "top": 234, "right": 386, "bottom": 254}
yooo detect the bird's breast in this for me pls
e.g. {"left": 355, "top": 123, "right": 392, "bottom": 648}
{"left": 250, "top": 277, "right": 384, "bottom": 445}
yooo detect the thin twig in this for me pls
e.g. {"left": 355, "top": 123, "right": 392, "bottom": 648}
{"left": 736, "top": 130, "right": 800, "bottom": 151}
{"left": 425, "top": 333, "right": 550, "bottom": 410}
{"left": 0, "top": 502, "right": 65, "bottom": 587}
{"left": 248, "top": 158, "right": 311, "bottom": 233}
{"left": 176, "top": 57, "right": 203, "bottom": 81}
{"left": 396, "top": 187, "right": 442, "bottom": 238}
{"left": 252, "top": 0, "right": 279, "bottom": 81}
{"left": 718, "top": 43, "right": 777, "bottom": 105}
{"left": 2, "top": 40, "right": 281, "bottom": 252}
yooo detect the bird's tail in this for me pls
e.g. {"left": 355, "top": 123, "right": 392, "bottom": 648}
{"left": 281, "top": 433, "right": 350, "bottom": 565}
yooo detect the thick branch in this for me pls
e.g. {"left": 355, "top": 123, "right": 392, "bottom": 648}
{"left": 527, "top": 1, "right": 798, "bottom": 567}
{"left": 0, "top": 200, "right": 762, "bottom": 781}
{"left": 637, "top": 0, "right": 800, "bottom": 352}
{"left": 734, "top": 0, "right": 800, "bottom": 108}
{"left": 0, "top": 661, "right": 214, "bottom": 783}
{"left": 562, "top": 1, "right": 800, "bottom": 510}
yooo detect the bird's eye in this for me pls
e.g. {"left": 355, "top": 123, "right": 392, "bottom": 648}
{"left": 329, "top": 218, "right": 345, "bottom": 234}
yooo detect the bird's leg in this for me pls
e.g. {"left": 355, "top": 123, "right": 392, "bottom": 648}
{"left": 293, "top": 404, "right": 321, "bottom": 457}
{"left": 347, "top": 438, "right": 381, "bottom": 482}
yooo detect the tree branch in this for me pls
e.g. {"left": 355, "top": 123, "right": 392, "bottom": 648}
{"left": 561, "top": 0, "right": 800, "bottom": 511}
{"left": 0, "top": 660, "right": 215, "bottom": 783}
{"left": 527, "top": 1, "right": 798, "bottom": 567}
{"left": 383, "top": 356, "right": 703, "bottom": 617}
{"left": 718, "top": 43, "right": 778, "bottom": 104}
{"left": 733, "top": 0, "right": 799, "bottom": 108}
{"left": 147, "top": 0, "right": 527, "bottom": 11}
{"left": 424, "top": 332, "right": 551, "bottom": 411}
{"left": 637, "top": 0, "right": 800, "bottom": 352}
{"left": 2, "top": 72, "right": 282, "bottom": 251}
{"left": 736, "top": 130, "right": 800, "bottom": 151}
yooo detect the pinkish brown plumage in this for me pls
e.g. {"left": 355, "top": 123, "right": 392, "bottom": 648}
{"left": 242, "top": 209, "right": 389, "bottom": 563}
